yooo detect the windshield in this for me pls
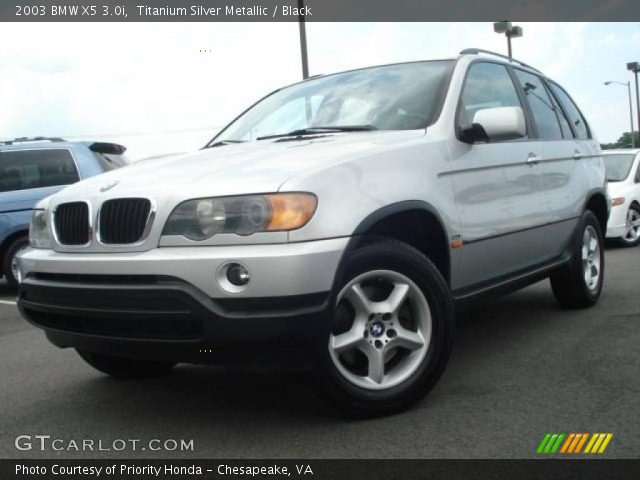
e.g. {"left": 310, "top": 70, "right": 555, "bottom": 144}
{"left": 604, "top": 154, "right": 636, "bottom": 182}
{"left": 209, "top": 60, "right": 453, "bottom": 144}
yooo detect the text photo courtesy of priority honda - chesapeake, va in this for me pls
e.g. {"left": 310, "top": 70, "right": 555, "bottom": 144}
{"left": 1, "top": 1, "right": 640, "bottom": 479}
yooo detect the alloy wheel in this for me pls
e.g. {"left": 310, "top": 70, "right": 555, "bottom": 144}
{"left": 582, "top": 225, "right": 601, "bottom": 292}
{"left": 328, "top": 270, "right": 432, "bottom": 390}
{"left": 623, "top": 208, "right": 640, "bottom": 243}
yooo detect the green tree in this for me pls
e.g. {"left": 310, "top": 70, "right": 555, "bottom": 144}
{"left": 601, "top": 131, "right": 640, "bottom": 150}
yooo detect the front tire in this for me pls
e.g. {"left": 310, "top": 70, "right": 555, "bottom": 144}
{"left": 77, "top": 350, "right": 176, "bottom": 379}
{"left": 317, "top": 240, "right": 454, "bottom": 417}
{"left": 550, "top": 210, "right": 604, "bottom": 309}
{"left": 618, "top": 203, "right": 640, "bottom": 247}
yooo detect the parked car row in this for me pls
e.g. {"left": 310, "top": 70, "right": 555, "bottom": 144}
{"left": 4, "top": 48, "right": 638, "bottom": 415}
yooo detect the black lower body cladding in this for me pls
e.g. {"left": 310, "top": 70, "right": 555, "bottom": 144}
{"left": 18, "top": 273, "right": 330, "bottom": 363}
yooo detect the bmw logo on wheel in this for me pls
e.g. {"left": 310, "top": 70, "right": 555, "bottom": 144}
{"left": 370, "top": 321, "right": 385, "bottom": 338}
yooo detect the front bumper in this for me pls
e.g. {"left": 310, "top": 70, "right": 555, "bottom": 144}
{"left": 16, "top": 238, "right": 348, "bottom": 361}
{"left": 17, "top": 238, "right": 348, "bottom": 298}
{"left": 606, "top": 204, "right": 628, "bottom": 238}
{"left": 18, "top": 275, "right": 331, "bottom": 362}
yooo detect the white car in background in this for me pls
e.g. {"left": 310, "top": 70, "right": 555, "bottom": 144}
{"left": 604, "top": 149, "right": 640, "bottom": 246}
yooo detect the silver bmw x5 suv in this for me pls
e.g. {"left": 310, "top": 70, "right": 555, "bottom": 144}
{"left": 17, "top": 49, "right": 608, "bottom": 416}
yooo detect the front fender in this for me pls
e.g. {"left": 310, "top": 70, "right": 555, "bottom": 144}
{"left": 283, "top": 137, "right": 458, "bottom": 243}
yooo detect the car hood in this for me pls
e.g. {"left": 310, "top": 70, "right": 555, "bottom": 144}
{"left": 606, "top": 178, "right": 633, "bottom": 197}
{"left": 51, "top": 130, "right": 424, "bottom": 203}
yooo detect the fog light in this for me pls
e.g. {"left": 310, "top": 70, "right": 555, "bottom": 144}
{"left": 227, "top": 263, "right": 250, "bottom": 286}
{"left": 216, "top": 262, "right": 251, "bottom": 294}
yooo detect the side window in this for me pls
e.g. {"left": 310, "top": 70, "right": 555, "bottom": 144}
{"left": 548, "top": 83, "right": 591, "bottom": 140}
{"left": 513, "top": 70, "right": 563, "bottom": 140}
{"left": 457, "top": 62, "right": 523, "bottom": 131}
{"left": 547, "top": 83, "right": 574, "bottom": 139}
{"left": 0, "top": 149, "right": 79, "bottom": 193}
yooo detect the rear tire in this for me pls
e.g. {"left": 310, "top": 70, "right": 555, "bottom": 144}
{"left": 316, "top": 240, "right": 454, "bottom": 417}
{"left": 2, "top": 236, "right": 28, "bottom": 288}
{"left": 550, "top": 211, "right": 604, "bottom": 309}
{"left": 77, "top": 350, "right": 176, "bottom": 379}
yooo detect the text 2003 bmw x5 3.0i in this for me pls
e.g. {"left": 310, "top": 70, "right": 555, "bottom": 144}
{"left": 17, "top": 49, "right": 608, "bottom": 416}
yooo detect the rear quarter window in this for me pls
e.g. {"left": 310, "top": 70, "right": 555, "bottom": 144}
{"left": 548, "top": 82, "right": 591, "bottom": 140}
{"left": 0, "top": 149, "right": 79, "bottom": 192}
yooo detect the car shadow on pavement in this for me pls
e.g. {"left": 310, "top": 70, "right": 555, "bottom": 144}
{"left": 450, "top": 281, "right": 561, "bottom": 358}
{"left": 61, "top": 280, "right": 569, "bottom": 425}
{"left": 454, "top": 279, "right": 561, "bottom": 347}
{"left": 0, "top": 280, "right": 17, "bottom": 298}
{"left": 73, "top": 363, "right": 336, "bottom": 423}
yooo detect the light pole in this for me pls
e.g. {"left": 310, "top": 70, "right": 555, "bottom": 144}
{"left": 628, "top": 62, "right": 640, "bottom": 140}
{"left": 298, "top": 0, "right": 309, "bottom": 79}
{"left": 493, "top": 21, "right": 523, "bottom": 59}
{"left": 605, "top": 81, "right": 635, "bottom": 148}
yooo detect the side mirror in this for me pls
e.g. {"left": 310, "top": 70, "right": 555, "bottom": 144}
{"left": 460, "top": 106, "right": 526, "bottom": 143}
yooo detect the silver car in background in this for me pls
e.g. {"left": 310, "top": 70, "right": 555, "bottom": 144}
{"left": 17, "top": 49, "right": 608, "bottom": 416}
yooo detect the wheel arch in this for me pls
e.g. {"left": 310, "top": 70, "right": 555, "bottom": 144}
{"left": 584, "top": 189, "right": 608, "bottom": 233}
{"left": 347, "top": 200, "right": 451, "bottom": 286}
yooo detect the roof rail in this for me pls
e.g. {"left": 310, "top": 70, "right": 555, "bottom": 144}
{"left": 459, "top": 48, "right": 541, "bottom": 73}
{"left": 0, "top": 136, "right": 66, "bottom": 146}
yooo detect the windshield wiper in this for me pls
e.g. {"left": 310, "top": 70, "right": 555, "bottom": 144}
{"left": 256, "top": 125, "right": 377, "bottom": 141}
{"left": 203, "top": 140, "right": 246, "bottom": 149}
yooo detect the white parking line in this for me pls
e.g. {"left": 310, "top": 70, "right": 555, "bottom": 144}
{"left": 0, "top": 299, "right": 17, "bottom": 305}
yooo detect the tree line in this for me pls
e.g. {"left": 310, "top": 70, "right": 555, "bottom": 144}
{"left": 601, "top": 131, "right": 640, "bottom": 150}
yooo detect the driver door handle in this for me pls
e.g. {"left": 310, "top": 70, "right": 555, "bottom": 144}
{"left": 573, "top": 150, "right": 583, "bottom": 159}
{"left": 527, "top": 153, "right": 542, "bottom": 165}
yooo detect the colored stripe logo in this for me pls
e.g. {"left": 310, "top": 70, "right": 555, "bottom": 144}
{"left": 537, "top": 433, "right": 613, "bottom": 454}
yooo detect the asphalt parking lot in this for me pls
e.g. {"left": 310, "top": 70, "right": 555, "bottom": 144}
{"left": 1, "top": 245, "right": 638, "bottom": 459}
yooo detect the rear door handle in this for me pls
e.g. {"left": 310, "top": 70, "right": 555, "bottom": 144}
{"left": 573, "top": 150, "right": 583, "bottom": 159}
{"left": 527, "top": 153, "right": 542, "bottom": 165}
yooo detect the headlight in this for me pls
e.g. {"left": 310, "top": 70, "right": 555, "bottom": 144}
{"left": 29, "top": 209, "right": 52, "bottom": 249}
{"left": 163, "top": 193, "right": 317, "bottom": 240}
{"left": 195, "top": 198, "right": 227, "bottom": 238}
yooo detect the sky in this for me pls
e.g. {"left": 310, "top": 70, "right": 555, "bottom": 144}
{"left": 0, "top": 22, "right": 639, "bottom": 160}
